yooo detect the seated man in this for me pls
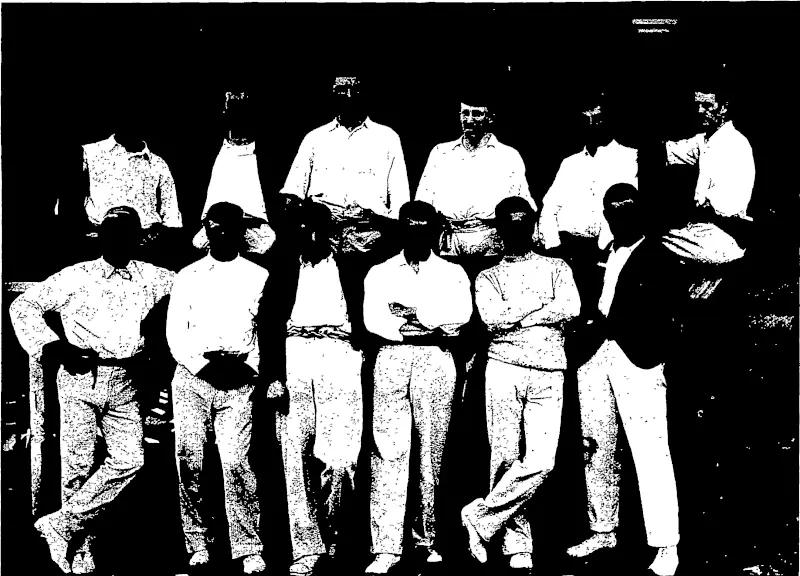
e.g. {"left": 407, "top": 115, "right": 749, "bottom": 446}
{"left": 566, "top": 184, "right": 683, "bottom": 576}
{"left": 192, "top": 90, "right": 276, "bottom": 255}
{"left": 663, "top": 83, "right": 755, "bottom": 268}
{"left": 416, "top": 84, "right": 534, "bottom": 279}
{"left": 363, "top": 201, "right": 473, "bottom": 573}
{"left": 166, "top": 202, "right": 270, "bottom": 575}
{"left": 268, "top": 201, "right": 363, "bottom": 575}
{"left": 10, "top": 206, "right": 174, "bottom": 574}
{"left": 461, "top": 197, "right": 580, "bottom": 571}
{"left": 536, "top": 97, "right": 638, "bottom": 310}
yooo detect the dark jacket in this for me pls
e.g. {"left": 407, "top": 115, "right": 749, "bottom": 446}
{"left": 602, "top": 237, "right": 684, "bottom": 370}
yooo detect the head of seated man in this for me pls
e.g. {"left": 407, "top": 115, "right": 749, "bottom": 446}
{"left": 100, "top": 206, "right": 143, "bottom": 269}
{"left": 695, "top": 89, "right": 731, "bottom": 136}
{"left": 203, "top": 202, "right": 248, "bottom": 262}
{"left": 398, "top": 201, "right": 443, "bottom": 267}
{"left": 603, "top": 183, "right": 643, "bottom": 248}
{"left": 494, "top": 196, "right": 537, "bottom": 257}
{"left": 332, "top": 75, "right": 367, "bottom": 130}
{"left": 298, "top": 201, "right": 335, "bottom": 266}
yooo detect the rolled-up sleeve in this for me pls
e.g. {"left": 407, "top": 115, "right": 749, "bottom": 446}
{"left": 363, "top": 267, "right": 405, "bottom": 342}
{"left": 9, "top": 272, "right": 74, "bottom": 360}
{"left": 166, "top": 272, "right": 206, "bottom": 375}
{"left": 280, "top": 133, "right": 314, "bottom": 199}
{"left": 385, "top": 134, "right": 411, "bottom": 219}
{"left": 417, "top": 263, "right": 472, "bottom": 332}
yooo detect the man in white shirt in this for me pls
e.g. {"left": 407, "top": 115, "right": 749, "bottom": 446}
{"left": 663, "top": 88, "right": 755, "bottom": 266}
{"left": 280, "top": 75, "right": 411, "bottom": 340}
{"left": 193, "top": 91, "right": 276, "bottom": 255}
{"left": 265, "top": 202, "right": 363, "bottom": 575}
{"left": 10, "top": 206, "right": 174, "bottom": 575}
{"left": 166, "top": 202, "right": 269, "bottom": 575}
{"left": 566, "top": 184, "right": 682, "bottom": 576}
{"left": 461, "top": 197, "right": 580, "bottom": 571}
{"left": 416, "top": 87, "right": 534, "bottom": 278}
{"left": 363, "top": 201, "right": 473, "bottom": 574}
{"left": 536, "top": 100, "right": 638, "bottom": 311}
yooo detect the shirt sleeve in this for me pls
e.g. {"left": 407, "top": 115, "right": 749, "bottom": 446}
{"left": 519, "top": 261, "right": 581, "bottom": 327}
{"left": 706, "top": 139, "right": 756, "bottom": 218}
{"left": 475, "top": 268, "right": 545, "bottom": 327}
{"left": 279, "top": 132, "right": 314, "bottom": 199}
{"left": 508, "top": 151, "right": 537, "bottom": 211}
{"left": 9, "top": 271, "right": 75, "bottom": 359}
{"left": 165, "top": 272, "right": 206, "bottom": 375}
{"left": 363, "top": 266, "right": 405, "bottom": 342}
{"left": 666, "top": 134, "right": 702, "bottom": 166}
{"left": 414, "top": 146, "right": 440, "bottom": 206}
{"left": 417, "top": 263, "right": 473, "bottom": 332}
{"left": 385, "top": 134, "right": 411, "bottom": 219}
{"left": 537, "top": 159, "right": 570, "bottom": 249}
{"left": 157, "top": 160, "right": 183, "bottom": 228}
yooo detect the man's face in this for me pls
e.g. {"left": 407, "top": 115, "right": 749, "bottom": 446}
{"left": 603, "top": 197, "right": 638, "bottom": 241}
{"left": 401, "top": 217, "right": 437, "bottom": 255}
{"left": 460, "top": 103, "right": 492, "bottom": 137}
{"left": 205, "top": 218, "right": 242, "bottom": 254}
{"left": 100, "top": 218, "right": 139, "bottom": 267}
{"left": 580, "top": 105, "right": 606, "bottom": 147}
{"left": 333, "top": 77, "right": 365, "bottom": 122}
{"left": 496, "top": 210, "right": 533, "bottom": 249}
{"left": 696, "top": 92, "right": 725, "bottom": 130}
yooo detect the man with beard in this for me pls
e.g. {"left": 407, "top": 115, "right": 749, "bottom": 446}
{"left": 363, "top": 201, "right": 472, "bottom": 573}
{"left": 461, "top": 197, "right": 580, "bottom": 571}
{"left": 10, "top": 206, "right": 174, "bottom": 574}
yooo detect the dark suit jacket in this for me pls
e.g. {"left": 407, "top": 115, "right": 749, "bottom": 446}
{"left": 602, "top": 237, "right": 684, "bottom": 370}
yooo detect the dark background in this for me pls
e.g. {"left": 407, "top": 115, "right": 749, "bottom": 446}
{"left": 2, "top": 3, "right": 797, "bottom": 576}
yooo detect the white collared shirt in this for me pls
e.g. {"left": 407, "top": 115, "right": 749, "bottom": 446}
{"left": 364, "top": 252, "right": 473, "bottom": 342}
{"left": 598, "top": 237, "right": 645, "bottom": 317}
{"left": 202, "top": 139, "right": 268, "bottom": 221}
{"left": 81, "top": 135, "right": 182, "bottom": 229}
{"left": 666, "top": 121, "right": 755, "bottom": 219}
{"left": 10, "top": 258, "right": 174, "bottom": 360}
{"left": 415, "top": 133, "right": 534, "bottom": 221}
{"left": 476, "top": 252, "right": 580, "bottom": 370}
{"left": 167, "top": 255, "right": 269, "bottom": 375}
{"left": 280, "top": 117, "right": 411, "bottom": 219}
{"left": 288, "top": 255, "right": 350, "bottom": 331}
{"left": 538, "top": 140, "right": 639, "bottom": 250}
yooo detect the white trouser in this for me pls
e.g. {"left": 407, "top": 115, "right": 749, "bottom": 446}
{"left": 172, "top": 364, "right": 262, "bottom": 559}
{"left": 370, "top": 345, "right": 457, "bottom": 555}
{"left": 277, "top": 337, "right": 363, "bottom": 560}
{"left": 51, "top": 366, "right": 144, "bottom": 543}
{"left": 577, "top": 339, "right": 680, "bottom": 548}
{"left": 193, "top": 222, "right": 276, "bottom": 255}
{"left": 470, "top": 360, "right": 563, "bottom": 555}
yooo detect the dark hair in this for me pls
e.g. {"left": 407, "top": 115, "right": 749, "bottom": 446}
{"left": 399, "top": 200, "right": 439, "bottom": 225}
{"left": 495, "top": 196, "right": 535, "bottom": 221}
{"left": 603, "top": 183, "right": 638, "bottom": 209}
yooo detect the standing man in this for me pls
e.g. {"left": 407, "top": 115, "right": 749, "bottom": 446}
{"left": 566, "top": 184, "right": 682, "bottom": 576}
{"left": 280, "top": 74, "right": 411, "bottom": 339}
{"left": 461, "top": 197, "right": 580, "bottom": 571}
{"left": 415, "top": 85, "right": 534, "bottom": 279}
{"left": 536, "top": 99, "right": 638, "bottom": 311}
{"left": 662, "top": 85, "right": 755, "bottom": 266}
{"left": 67, "top": 102, "right": 183, "bottom": 267}
{"left": 269, "top": 201, "right": 364, "bottom": 575}
{"left": 363, "top": 201, "right": 473, "bottom": 573}
{"left": 193, "top": 90, "right": 276, "bottom": 256}
{"left": 10, "top": 206, "right": 174, "bottom": 574}
{"left": 166, "top": 202, "right": 269, "bottom": 575}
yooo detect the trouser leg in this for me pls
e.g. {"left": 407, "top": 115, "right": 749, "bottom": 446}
{"left": 312, "top": 340, "right": 363, "bottom": 537}
{"left": 410, "top": 347, "right": 457, "bottom": 550}
{"left": 172, "top": 365, "right": 212, "bottom": 555}
{"left": 214, "top": 384, "right": 262, "bottom": 559}
{"left": 279, "top": 338, "right": 326, "bottom": 560}
{"left": 472, "top": 361, "right": 563, "bottom": 553}
{"left": 609, "top": 342, "right": 680, "bottom": 548}
{"left": 577, "top": 342, "right": 620, "bottom": 534}
{"left": 59, "top": 388, "right": 98, "bottom": 507}
{"left": 370, "top": 346, "right": 413, "bottom": 555}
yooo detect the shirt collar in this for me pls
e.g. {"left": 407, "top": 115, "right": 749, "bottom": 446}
{"left": 396, "top": 251, "right": 439, "bottom": 272}
{"left": 98, "top": 258, "right": 137, "bottom": 281}
{"left": 453, "top": 132, "right": 497, "bottom": 151}
{"left": 331, "top": 116, "right": 371, "bottom": 132}
{"left": 582, "top": 139, "right": 619, "bottom": 157}
{"left": 109, "top": 134, "right": 151, "bottom": 161}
